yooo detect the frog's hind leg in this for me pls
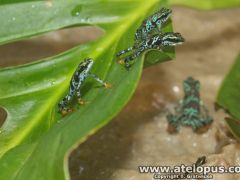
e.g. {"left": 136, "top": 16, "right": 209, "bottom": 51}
{"left": 189, "top": 117, "right": 213, "bottom": 133}
{"left": 117, "top": 47, "right": 134, "bottom": 67}
{"left": 196, "top": 117, "right": 213, "bottom": 133}
{"left": 122, "top": 48, "right": 144, "bottom": 70}
{"left": 167, "top": 113, "right": 180, "bottom": 133}
{"left": 196, "top": 102, "right": 213, "bottom": 133}
{"left": 203, "top": 116, "right": 213, "bottom": 125}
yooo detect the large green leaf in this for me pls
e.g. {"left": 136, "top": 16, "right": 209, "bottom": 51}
{"left": 169, "top": 0, "right": 240, "bottom": 10}
{"left": 216, "top": 54, "right": 240, "bottom": 141}
{"left": 0, "top": 0, "right": 175, "bottom": 179}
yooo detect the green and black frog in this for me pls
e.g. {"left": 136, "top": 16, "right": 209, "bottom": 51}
{"left": 167, "top": 77, "right": 213, "bottom": 133}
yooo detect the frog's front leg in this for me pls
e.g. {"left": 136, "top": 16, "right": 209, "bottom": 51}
{"left": 88, "top": 73, "right": 112, "bottom": 89}
{"left": 174, "top": 100, "right": 183, "bottom": 114}
{"left": 150, "top": 27, "right": 161, "bottom": 37}
{"left": 135, "top": 27, "right": 144, "bottom": 42}
{"left": 76, "top": 73, "right": 112, "bottom": 106}
{"left": 135, "top": 24, "right": 150, "bottom": 42}
{"left": 167, "top": 113, "right": 180, "bottom": 133}
{"left": 156, "top": 24, "right": 162, "bottom": 33}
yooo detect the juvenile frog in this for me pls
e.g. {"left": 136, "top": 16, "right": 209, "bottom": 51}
{"left": 117, "top": 32, "right": 184, "bottom": 69}
{"left": 135, "top": 7, "right": 172, "bottom": 43}
{"left": 167, "top": 77, "right": 213, "bottom": 133}
{"left": 58, "top": 58, "right": 112, "bottom": 116}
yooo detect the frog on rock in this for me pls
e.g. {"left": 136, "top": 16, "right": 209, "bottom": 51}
{"left": 167, "top": 77, "right": 213, "bottom": 133}
{"left": 58, "top": 58, "right": 112, "bottom": 116}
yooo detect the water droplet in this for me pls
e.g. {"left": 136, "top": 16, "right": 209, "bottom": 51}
{"left": 51, "top": 81, "right": 56, "bottom": 86}
{"left": 71, "top": 5, "right": 82, "bottom": 17}
{"left": 172, "top": 85, "right": 180, "bottom": 93}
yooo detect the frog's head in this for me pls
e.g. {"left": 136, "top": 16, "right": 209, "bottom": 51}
{"left": 82, "top": 58, "right": 93, "bottom": 67}
{"left": 161, "top": 32, "right": 185, "bottom": 46}
{"left": 77, "top": 58, "right": 94, "bottom": 73}
{"left": 155, "top": 7, "right": 172, "bottom": 23}
{"left": 80, "top": 58, "right": 94, "bottom": 68}
{"left": 183, "top": 77, "right": 200, "bottom": 94}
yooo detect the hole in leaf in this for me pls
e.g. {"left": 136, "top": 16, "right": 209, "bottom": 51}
{"left": 0, "top": 107, "right": 7, "bottom": 127}
{"left": 0, "top": 26, "right": 104, "bottom": 68}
